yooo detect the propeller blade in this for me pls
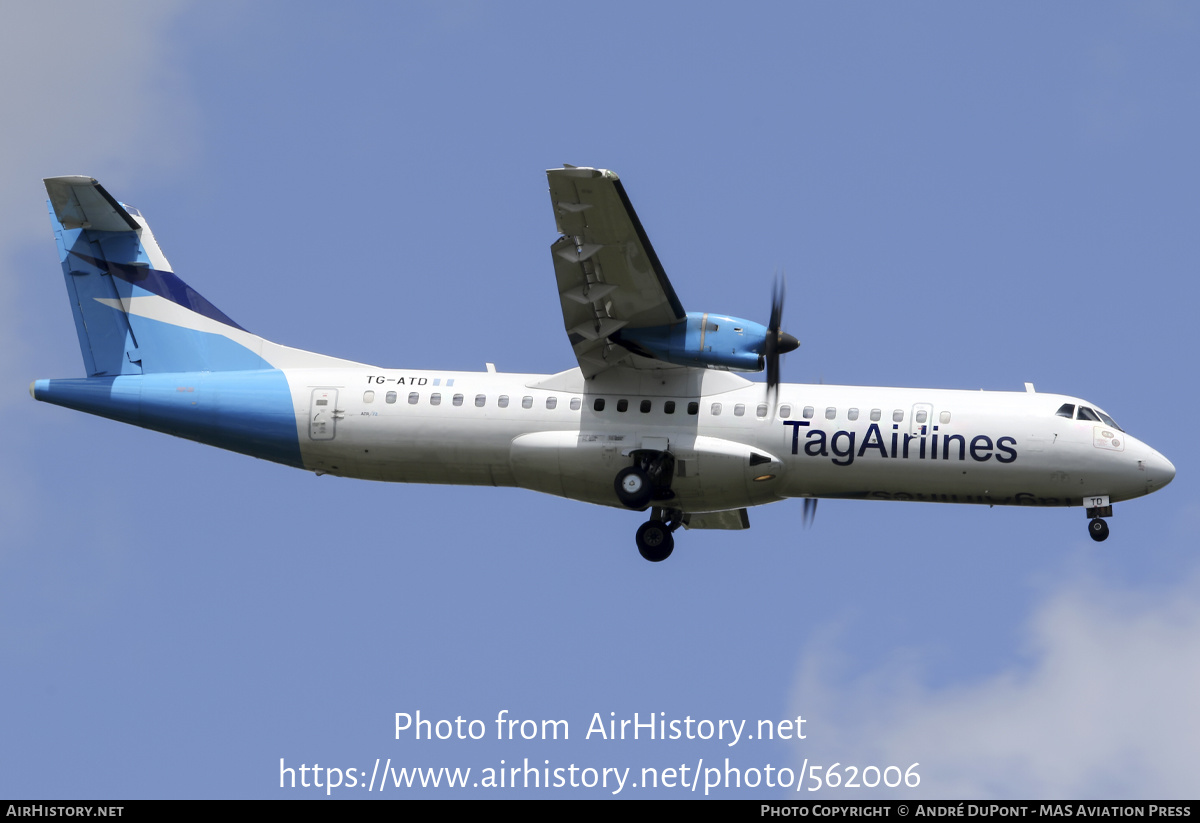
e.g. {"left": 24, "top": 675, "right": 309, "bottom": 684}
{"left": 769, "top": 276, "right": 784, "bottom": 332}
{"left": 765, "top": 274, "right": 797, "bottom": 400}
{"left": 802, "top": 497, "right": 818, "bottom": 528}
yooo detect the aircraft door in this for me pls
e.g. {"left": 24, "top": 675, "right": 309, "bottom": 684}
{"left": 309, "top": 388, "right": 341, "bottom": 441}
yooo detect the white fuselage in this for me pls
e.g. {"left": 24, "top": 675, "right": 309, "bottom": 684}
{"left": 289, "top": 365, "right": 1174, "bottom": 515}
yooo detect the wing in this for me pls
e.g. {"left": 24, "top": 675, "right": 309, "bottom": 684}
{"left": 547, "top": 167, "right": 687, "bottom": 377}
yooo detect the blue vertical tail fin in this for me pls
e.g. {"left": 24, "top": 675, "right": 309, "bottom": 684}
{"left": 44, "top": 176, "right": 364, "bottom": 375}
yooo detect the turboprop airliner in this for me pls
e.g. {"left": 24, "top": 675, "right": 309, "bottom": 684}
{"left": 32, "top": 168, "right": 1175, "bottom": 561}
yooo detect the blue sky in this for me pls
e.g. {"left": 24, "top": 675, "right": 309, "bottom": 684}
{"left": 3, "top": 1, "right": 1197, "bottom": 799}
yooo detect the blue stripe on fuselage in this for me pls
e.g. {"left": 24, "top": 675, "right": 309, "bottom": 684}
{"left": 33, "top": 370, "right": 301, "bottom": 468}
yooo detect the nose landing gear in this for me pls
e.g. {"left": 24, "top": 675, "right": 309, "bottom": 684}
{"left": 1086, "top": 496, "right": 1113, "bottom": 542}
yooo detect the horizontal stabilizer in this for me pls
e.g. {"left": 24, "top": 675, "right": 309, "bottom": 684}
{"left": 45, "top": 176, "right": 140, "bottom": 232}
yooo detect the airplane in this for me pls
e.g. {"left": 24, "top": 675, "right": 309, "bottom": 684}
{"left": 32, "top": 168, "right": 1175, "bottom": 562}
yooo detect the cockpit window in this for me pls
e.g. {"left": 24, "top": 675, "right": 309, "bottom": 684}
{"left": 1055, "top": 403, "right": 1074, "bottom": 419}
{"left": 1096, "top": 410, "right": 1123, "bottom": 432}
{"left": 1076, "top": 406, "right": 1101, "bottom": 422}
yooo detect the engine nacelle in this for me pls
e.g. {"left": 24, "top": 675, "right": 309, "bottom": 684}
{"left": 613, "top": 311, "right": 769, "bottom": 371}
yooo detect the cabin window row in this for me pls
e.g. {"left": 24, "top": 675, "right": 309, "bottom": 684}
{"left": 360, "top": 391, "right": 955, "bottom": 425}
{"left": 362, "top": 391, "right": 583, "bottom": 410}
{"left": 591, "top": 398, "right": 705, "bottom": 416}
{"left": 784, "top": 405, "right": 953, "bottom": 424}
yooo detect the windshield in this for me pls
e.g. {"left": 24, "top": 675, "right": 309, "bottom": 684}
{"left": 1054, "top": 402, "right": 1124, "bottom": 432}
{"left": 1094, "top": 408, "right": 1123, "bottom": 432}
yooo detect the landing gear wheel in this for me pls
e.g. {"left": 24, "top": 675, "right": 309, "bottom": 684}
{"left": 636, "top": 520, "right": 675, "bottom": 562}
{"left": 615, "top": 466, "right": 654, "bottom": 509}
{"left": 1088, "top": 518, "right": 1110, "bottom": 542}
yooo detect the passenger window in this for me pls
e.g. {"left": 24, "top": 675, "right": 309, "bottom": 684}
{"left": 756, "top": 404, "right": 768, "bottom": 418}
{"left": 802, "top": 406, "right": 815, "bottom": 419}
{"left": 893, "top": 409, "right": 904, "bottom": 422}
{"left": 664, "top": 401, "right": 676, "bottom": 414}
{"left": 711, "top": 403, "right": 722, "bottom": 415}
{"left": 430, "top": 393, "right": 441, "bottom": 406}
{"left": 364, "top": 391, "right": 375, "bottom": 403}
{"left": 617, "top": 399, "right": 628, "bottom": 412}
{"left": 641, "top": 400, "right": 652, "bottom": 413}
{"left": 453, "top": 394, "right": 464, "bottom": 406}
{"left": 386, "top": 391, "right": 397, "bottom": 404}
{"left": 570, "top": 397, "right": 581, "bottom": 411}
{"left": 594, "top": 398, "right": 605, "bottom": 412}
{"left": 848, "top": 408, "right": 859, "bottom": 421}
{"left": 940, "top": 411, "right": 950, "bottom": 424}
{"left": 1077, "top": 406, "right": 1101, "bottom": 422}
{"left": 779, "top": 405, "right": 792, "bottom": 417}
{"left": 475, "top": 394, "right": 486, "bottom": 407}
{"left": 546, "top": 397, "right": 557, "bottom": 410}
{"left": 408, "top": 392, "right": 419, "bottom": 405}
{"left": 497, "top": 395, "right": 509, "bottom": 408}
{"left": 870, "top": 409, "right": 881, "bottom": 422}
{"left": 687, "top": 402, "right": 699, "bottom": 415}
{"left": 522, "top": 396, "right": 533, "bottom": 409}
{"left": 1055, "top": 403, "right": 1075, "bottom": 419}
{"left": 916, "top": 410, "right": 928, "bottom": 424}
{"left": 825, "top": 407, "right": 836, "bottom": 420}
{"left": 734, "top": 404, "right": 745, "bottom": 417}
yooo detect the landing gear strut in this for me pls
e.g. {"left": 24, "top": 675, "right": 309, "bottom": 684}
{"left": 635, "top": 508, "right": 684, "bottom": 562}
{"left": 615, "top": 451, "right": 681, "bottom": 561}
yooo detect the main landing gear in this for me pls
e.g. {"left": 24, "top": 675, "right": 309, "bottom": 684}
{"left": 615, "top": 466, "right": 654, "bottom": 509}
{"left": 635, "top": 508, "right": 684, "bottom": 562}
{"left": 615, "top": 451, "right": 680, "bottom": 562}
{"left": 613, "top": 450, "right": 675, "bottom": 510}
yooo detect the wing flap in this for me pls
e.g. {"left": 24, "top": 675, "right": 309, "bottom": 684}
{"left": 682, "top": 509, "right": 751, "bottom": 530}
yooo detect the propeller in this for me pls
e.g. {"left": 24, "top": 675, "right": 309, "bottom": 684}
{"left": 764, "top": 275, "right": 799, "bottom": 400}
{"left": 762, "top": 276, "right": 813, "bottom": 529}
{"left": 802, "top": 497, "right": 818, "bottom": 528}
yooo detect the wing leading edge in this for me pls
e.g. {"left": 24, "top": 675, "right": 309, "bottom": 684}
{"left": 547, "top": 167, "right": 687, "bottom": 378}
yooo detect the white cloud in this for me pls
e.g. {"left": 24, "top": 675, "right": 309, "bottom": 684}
{"left": 791, "top": 570, "right": 1200, "bottom": 798}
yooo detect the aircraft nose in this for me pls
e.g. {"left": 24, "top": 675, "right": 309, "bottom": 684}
{"left": 1143, "top": 447, "right": 1175, "bottom": 491}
